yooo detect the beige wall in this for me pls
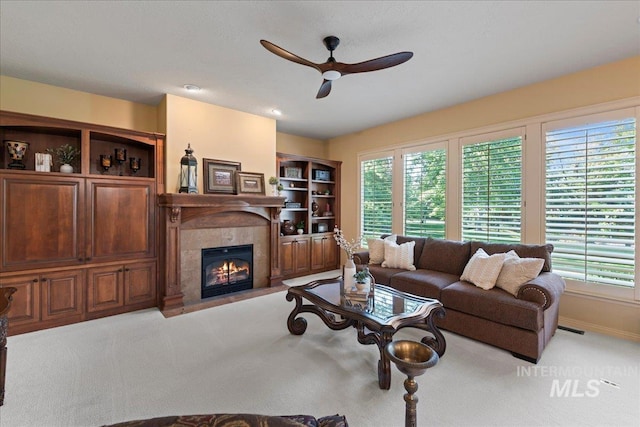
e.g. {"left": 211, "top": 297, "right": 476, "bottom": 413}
{"left": 328, "top": 56, "right": 640, "bottom": 341}
{"left": 164, "top": 94, "right": 276, "bottom": 193}
{"left": 0, "top": 76, "right": 158, "bottom": 132}
{"left": 276, "top": 132, "right": 327, "bottom": 158}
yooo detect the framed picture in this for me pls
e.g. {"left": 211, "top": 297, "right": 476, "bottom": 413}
{"left": 203, "top": 158, "right": 241, "bottom": 194}
{"left": 284, "top": 167, "right": 302, "bottom": 179}
{"left": 236, "top": 171, "right": 265, "bottom": 195}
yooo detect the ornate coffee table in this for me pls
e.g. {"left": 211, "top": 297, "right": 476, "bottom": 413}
{"left": 286, "top": 277, "right": 446, "bottom": 390}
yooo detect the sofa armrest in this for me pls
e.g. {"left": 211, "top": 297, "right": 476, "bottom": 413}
{"left": 353, "top": 251, "right": 370, "bottom": 265}
{"left": 516, "top": 272, "right": 566, "bottom": 310}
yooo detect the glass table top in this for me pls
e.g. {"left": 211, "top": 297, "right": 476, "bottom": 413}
{"left": 305, "top": 279, "right": 438, "bottom": 323}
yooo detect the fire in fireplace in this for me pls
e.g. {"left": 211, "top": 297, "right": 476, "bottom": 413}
{"left": 201, "top": 244, "right": 253, "bottom": 298}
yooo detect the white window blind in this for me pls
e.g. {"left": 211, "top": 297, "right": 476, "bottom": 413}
{"left": 403, "top": 149, "right": 446, "bottom": 238}
{"left": 545, "top": 117, "right": 636, "bottom": 288}
{"left": 462, "top": 136, "right": 522, "bottom": 243}
{"left": 361, "top": 156, "right": 393, "bottom": 241}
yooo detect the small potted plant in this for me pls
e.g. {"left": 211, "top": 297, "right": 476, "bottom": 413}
{"left": 353, "top": 267, "right": 371, "bottom": 291}
{"left": 269, "top": 176, "right": 282, "bottom": 195}
{"left": 296, "top": 220, "right": 305, "bottom": 234}
{"left": 47, "top": 144, "right": 80, "bottom": 173}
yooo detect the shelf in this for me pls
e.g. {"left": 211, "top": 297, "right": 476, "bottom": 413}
{"left": 282, "top": 208, "right": 308, "bottom": 212}
{"left": 282, "top": 187, "right": 308, "bottom": 191}
{"left": 312, "top": 194, "right": 335, "bottom": 198}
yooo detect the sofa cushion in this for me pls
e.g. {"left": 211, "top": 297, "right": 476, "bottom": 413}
{"left": 382, "top": 240, "right": 416, "bottom": 270}
{"left": 367, "top": 264, "right": 406, "bottom": 286}
{"left": 496, "top": 250, "right": 545, "bottom": 296}
{"left": 470, "top": 241, "right": 553, "bottom": 272}
{"left": 383, "top": 235, "right": 426, "bottom": 267}
{"left": 417, "top": 237, "right": 471, "bottom": 276}
{"left": 367, "top": 234, "right": 396, "bottom": 264}
{"left": 441, "top": 281, "right": 543, "bottom": 332}
{"left": 389, "top": 269, "right": 460, "bottom": 299}
{"left": 460, "top": 248, "right": 507, "bottom": 290}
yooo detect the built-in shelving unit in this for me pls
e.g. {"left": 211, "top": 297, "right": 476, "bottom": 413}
{"left": 0, "top": 110, "right": 165, "bottom": 335}
{"left": 276, "top": 153, "right": 341, "bottom": 279}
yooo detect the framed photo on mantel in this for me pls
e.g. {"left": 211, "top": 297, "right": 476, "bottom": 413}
{"left": 237, "top": 171, "right": 265, "bottom": 195}
{"left": 203, "top": 158, "right": 241, "bottom": 194}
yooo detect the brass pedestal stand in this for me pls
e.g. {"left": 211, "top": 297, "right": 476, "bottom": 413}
{"left": 385, "top": 340, "right": 439, "bottom": 427}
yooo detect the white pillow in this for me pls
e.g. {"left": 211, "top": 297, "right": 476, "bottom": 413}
{"left": 367, "top": 235, "right": 397, "bottom": 264}
{"left": 382, "top": 240, "right": 416, "bottom": 270}
{"left": 495, "top": 250, "right": 545, "bottom": 296}
{"left": 461, "top": 248, "right": 507, "bottom": 290}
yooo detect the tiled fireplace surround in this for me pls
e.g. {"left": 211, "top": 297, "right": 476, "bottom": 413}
{"left": 158, "top": 193, "right": 285, "bottom": 315}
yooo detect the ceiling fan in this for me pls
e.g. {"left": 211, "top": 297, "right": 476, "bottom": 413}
{"left": 260, "top": 36, "right": 413, "bottom": 99}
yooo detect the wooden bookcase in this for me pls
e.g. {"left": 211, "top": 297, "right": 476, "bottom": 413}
{"left": 276, "top": 153, "right": 341, "bottom": 279}
{"left": 0, "top": 111, "right": 164, "bottom": 335}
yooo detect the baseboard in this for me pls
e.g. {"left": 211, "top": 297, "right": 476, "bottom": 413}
{"left": 558, "top": 316, "right": 640, "bottom": 342}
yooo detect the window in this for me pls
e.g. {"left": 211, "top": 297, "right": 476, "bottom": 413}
{"left": 545, "top": 116, "right": 636, "bottom": 288}
{"left": 403, "top": 147, "right": 446, "bottom": 238}
{"left": 461, "top": 133, "right": 522, "bottom": 243}
{"left": 360, "top": 155, "right": 393, "bottom": 241}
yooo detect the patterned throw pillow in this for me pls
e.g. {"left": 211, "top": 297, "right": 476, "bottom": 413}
{"left": 382, "top": 240, "right": 416, "bottom": 270}
{"left": 460, "top": 248, "right": 506, "bottom": 290}
{"left": 495, "top": 250, "right": 545, "bottom": 296}
{"left": 367, "top": 234, "right": 397, "bottom": 264}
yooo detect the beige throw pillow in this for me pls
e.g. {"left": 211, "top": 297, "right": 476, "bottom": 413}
{"left": 495, "top": 250, "right": 545, "bottom": 296}
{"left": 382, "top": 240, "right": 416, "bottom": 270}
{"left": 460, "top": 248, "right": 506, "bottom": 290}
{"left": 367, "top": 234, "right": 397, "bottom": 264}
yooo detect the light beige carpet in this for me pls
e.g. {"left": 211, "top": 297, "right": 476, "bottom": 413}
{"left": 1, "top": 281, "right": 638, "bottom": 427}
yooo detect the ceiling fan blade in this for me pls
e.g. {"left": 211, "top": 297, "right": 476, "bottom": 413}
{"left": 260, "top": 40, "right": 321, "bottom": 72}
{"left": 316, "top": 80, "right": 332, "bottom": 99}
{"left": 339, "top": 51, "right": 413, "bottom": 75}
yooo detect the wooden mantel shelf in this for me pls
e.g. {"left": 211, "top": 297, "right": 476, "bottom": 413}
{"left": 159, "top": 193, "right": 285, "bottom": 209}
{"left": 158, "top": 192, "right": 286, "bottom": 315}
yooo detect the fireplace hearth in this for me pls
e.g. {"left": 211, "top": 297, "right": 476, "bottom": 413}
{"left": 202, "top": 244, "right": 253, "bottom": 298}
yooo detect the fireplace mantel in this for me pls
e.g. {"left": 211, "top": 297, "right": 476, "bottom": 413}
{"left": 158, "top": 193, "right": 285, "bottom": 314}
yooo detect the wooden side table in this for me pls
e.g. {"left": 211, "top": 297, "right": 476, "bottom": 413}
{"left": 0, "top": 287, "right": 17, "bottom": 406}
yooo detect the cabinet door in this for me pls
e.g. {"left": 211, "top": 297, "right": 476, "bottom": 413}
{"left": 124, "top": 261, "right": 156, "bottom": 306}
{"left": 86, "top": 265, "right": 123, "bottom": 313}
{"left": 293, "top": 237, "right": 310, "bottom": 275}
{"left": 311, "top": 234, "right": 338, "bottom": 272}
{"left": 311, "top": 235, "right": 327, "bottom": 270}
{"left": 280, "top": 239, "right": 296, "bottom": 277}
{"left": 41, "top": 269, "right": 84, "bottom": 321}
{"left": 0, "top": 275, "right": 40, "bottom": 328}
{"left": 280, "top": 237, "right": 310, "bottom": 277}
{"left": 1, "top": 174, "right": 84, "bottom": 271}
{"left": 87, "top": 179, "right": 155, "bottom": 262}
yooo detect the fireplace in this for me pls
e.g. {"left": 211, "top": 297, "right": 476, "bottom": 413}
{"left": 201, "top": 244, "right": 253, "bottom": 298}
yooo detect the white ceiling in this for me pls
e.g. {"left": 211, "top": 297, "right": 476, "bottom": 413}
{"left": 1, "top": 1, "right": 639, "bottom": 140}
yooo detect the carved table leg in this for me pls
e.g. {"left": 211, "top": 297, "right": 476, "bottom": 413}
{"left": 420, "top": 306, "right": 447, "bottom": 357}
{"left": 286, "top": 292, "right": 307, "bottom": 335}
{"left": 377, "top": 333, "right": 394, "bottom": 390}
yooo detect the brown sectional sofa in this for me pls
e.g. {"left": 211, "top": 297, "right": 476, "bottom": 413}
{"left": 354, "top": 235, "right": 566, "bottom": 363}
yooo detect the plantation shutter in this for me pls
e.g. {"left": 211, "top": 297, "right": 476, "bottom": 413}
{"left": 545, "top": 117, "right": 636, "bottom": 287}
{"left": 361, "top": 155, "right": 393, "bottom": 242}
{"left": 462, "top": 135, "right": 522, "bottom": 243}
{"left": 403, "top": 148, "right": 446, "bottom": 238}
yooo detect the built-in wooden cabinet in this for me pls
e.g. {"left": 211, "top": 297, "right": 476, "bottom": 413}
{"left": 86, "top": 261, "right": 155, "bottom": 315}
{"left": 0, "top": 111, "right": 164, "bottom": 335}
{"left": 311, "top": 234, "right": 338, "bottom": 272}
{"left": 276, "top": 153, "right": 341, "bottom": 279}
{"left": 280, "top": 235, "right": 311, "bottom": 277}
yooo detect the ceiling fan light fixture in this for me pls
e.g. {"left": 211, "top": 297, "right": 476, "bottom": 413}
{"left": 322, "top": 70, "right": 341, "bottom": 81}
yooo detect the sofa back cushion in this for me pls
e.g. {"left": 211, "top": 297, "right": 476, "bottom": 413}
{"left": 470, "top": 242, "right": 554, "bottom": 272}
{"left": 417, "top": 237, "right": 471, "bottom": 276}
{"left": 382, "top": 234, "right": 426, "bottom": 267}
